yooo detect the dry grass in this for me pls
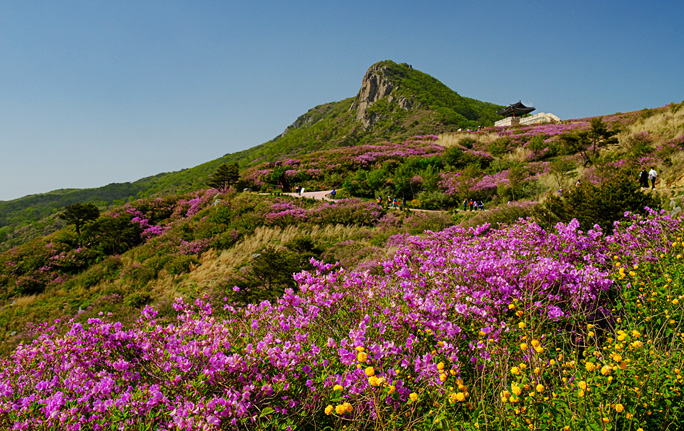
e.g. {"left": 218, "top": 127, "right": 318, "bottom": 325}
{"left": 151, "top": 224, "right": 365, "bottom": 296}
{"left": 503, "top": 147, "right": 532, "bottom": 163}
{"left": 13, "top": 294, "right": 38, "bottom": 308}
{"left": 618, "top": 104, "right": 684, "bottom": 142}
{"left": 437, "top": 132, "right": 498, "bottom": 148}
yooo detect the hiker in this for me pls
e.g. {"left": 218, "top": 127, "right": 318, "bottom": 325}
{"left": 376, "top": 196, "right": 382, "bottom": 206}
{"left": 463, "top": 199, "right": 468, "bottom": 211}
{"left": 478, "top": 201, "right": 484, "bottom": 211}
{"left": 402, "top": 196, "right": 407, "bottom": 211}
{"left": 576, "top": 180, "right": 582, "bottom": 188}
{"left": 648, "top": 167, "right": 658, "bottom": 190}
{"left": 300, "top": 187, "right": 305, "bottom": 196}
{"left": 639, "top": 168, "right": 649, "bottom": 188}
{"left": 392, "top": 197, "right": 398, "bottom": 209}
{"left": 331, "top": 189, "right": 336, "bottom": 198}
{"left": 558, "top": 187, "right": 563, "bottom": 196}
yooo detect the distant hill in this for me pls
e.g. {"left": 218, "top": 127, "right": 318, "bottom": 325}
{"left": 0, "top": 60, "right": 504, "bottom": 249}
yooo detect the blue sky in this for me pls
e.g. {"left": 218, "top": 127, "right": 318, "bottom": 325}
{"left": 1, "top": 0, "right": 682, "bottom": 201}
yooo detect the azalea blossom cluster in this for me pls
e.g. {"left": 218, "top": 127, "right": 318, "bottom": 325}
{"left": 1, "top": 210, "right": 680, "bottom": 429}
{"left": 241, "top": 140, "right": 444, "bottom": 188}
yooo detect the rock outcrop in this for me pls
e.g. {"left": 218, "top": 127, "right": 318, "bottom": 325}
{"left": 351, "top": 62, "right": 414, "bottom": 129}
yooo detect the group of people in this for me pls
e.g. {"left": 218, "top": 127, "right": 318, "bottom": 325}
{"left": 377, "top": 195, "right": 407, "bottom": 210}
{"left": 639, "top": 167, "right": 658, "bottom": 190}
{"left": 462, "top": 199, "right": 484, "bottom": 211}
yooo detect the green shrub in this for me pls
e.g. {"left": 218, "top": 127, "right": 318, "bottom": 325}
{"left": 122, "top": 264, "right": 157, "bottom": 289}
{"left": 124, "top": 292, "right": 153, "bottom": 309}
{"left": 165, "top": 254, "right": 199, "bottom": 276}
{"left": 15, "top": 276, "right": 45, "bottom": 295}
{"left": 534, "top": 171, "right": 660, "bottom": 233}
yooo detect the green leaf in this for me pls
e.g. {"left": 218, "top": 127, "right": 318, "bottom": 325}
{"left": 260, "top": 407, "right": 275, "bottom": 418}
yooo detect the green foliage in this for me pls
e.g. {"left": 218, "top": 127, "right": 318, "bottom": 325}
{"left": 227, "top": 238, "right": 323, "bottom": 304}
{"left": 82, "top": 214, "right": 144, "bottom": 256}
{"left": 560, "top": 117, "right": 618, "bottom": 166}
{"left": 124, "top": 292, "right": 153, "bottom": 309}
{"left": 623, "top": 132, "right": 654, "bottom": 161}
{"left": 58, "top": 202, "right": 100, "bottom": 235}
{"left": 550, "top": 157, "right": 576, "bottom": 187}
{"left": 165, "top": 254, "right": 199, "bottom": 276}
{"left": 414, "top": 190, "right": 453, "bottom": 210}
{"left": 534, "top": 171, "right": 660, "bottom": 233}
{"left": 488, "top": 137, "right": 512, "bottom": 157}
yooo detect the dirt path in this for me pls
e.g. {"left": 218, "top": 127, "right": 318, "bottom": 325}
{"left": 283, "top": 190, "right": 335, "bottom": 201}
{"left": 282, "top": 190, "right": 450, "bottom": 213}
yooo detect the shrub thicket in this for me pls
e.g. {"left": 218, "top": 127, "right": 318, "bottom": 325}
{"left": 534, "top": 171, "right": 660, "bottom": 233}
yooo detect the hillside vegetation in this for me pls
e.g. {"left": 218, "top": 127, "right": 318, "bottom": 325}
{"left": 0, "top": 59, "right": 683, "bottom": 429}
{"left": 0, "top": 60, "right": 503, "bottom": 251}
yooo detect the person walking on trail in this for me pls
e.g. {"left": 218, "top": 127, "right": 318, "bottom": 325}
{"left": 331, "top": 189, "right": 336, "bottom": 198}
{"left": 402, "top": 196, "right": 407, "bottom": 211}
{"left": 376, "top": 196, "right": 382, "bottom": 206}
{"left": 463, "top": 199, "right": 467, "bottom": 211}
{"left": 648, "top": 167, "right": 658, "bottom": 190}
{"left": 639, "top": 168, "right": 649, "bottom": 189}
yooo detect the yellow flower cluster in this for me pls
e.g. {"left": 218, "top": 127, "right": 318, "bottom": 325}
{"left": 448, "top": 391, "right": 466, "bottom": 403}
{"left": 325, "top": 402, "right": 353, "bottom": 415}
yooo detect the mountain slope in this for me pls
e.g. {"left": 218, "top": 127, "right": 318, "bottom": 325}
{"left": 0, "top": 60, "right": 504, "bottom": 248}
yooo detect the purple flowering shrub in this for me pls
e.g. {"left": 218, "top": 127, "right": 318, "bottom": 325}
{"left": 2, "top": 211, "right": 682, "bottom": 429}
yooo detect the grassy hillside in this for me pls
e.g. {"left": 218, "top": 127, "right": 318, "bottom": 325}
{"left": 0, "top": 97, "right": 683, "bottom": 428}
{"left": 1, "top": 101, "right": 682, "bottom": 351}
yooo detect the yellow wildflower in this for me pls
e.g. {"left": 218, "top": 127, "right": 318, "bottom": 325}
{"left": 409, "top": 392, "right": 418, "bottom": 402}
{"left": 325, "top": 405, "right": 333, "bottom": 415}
{"left": 333, "top": 384, "right": 343, "bottom": 391}
{"left": 357, "top": 351, "right": 368, "bottom": 363}
{"left": 365, "top": 366, "right": 375, "bottom": 377}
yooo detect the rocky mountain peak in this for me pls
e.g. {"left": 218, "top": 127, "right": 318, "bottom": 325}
{"left": 351, "top": 61, "right": 414, "bottom": 129}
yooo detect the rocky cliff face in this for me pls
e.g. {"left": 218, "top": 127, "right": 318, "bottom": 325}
{"left": 351, "top": 63, "right": 414, "bottom": 129}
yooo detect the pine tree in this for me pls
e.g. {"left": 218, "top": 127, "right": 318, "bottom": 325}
{"left": 59, "top": 203, "right": 100, "bottom": 235}
{"left": 207, "top": 163, "right": 240, "bottom": 191}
